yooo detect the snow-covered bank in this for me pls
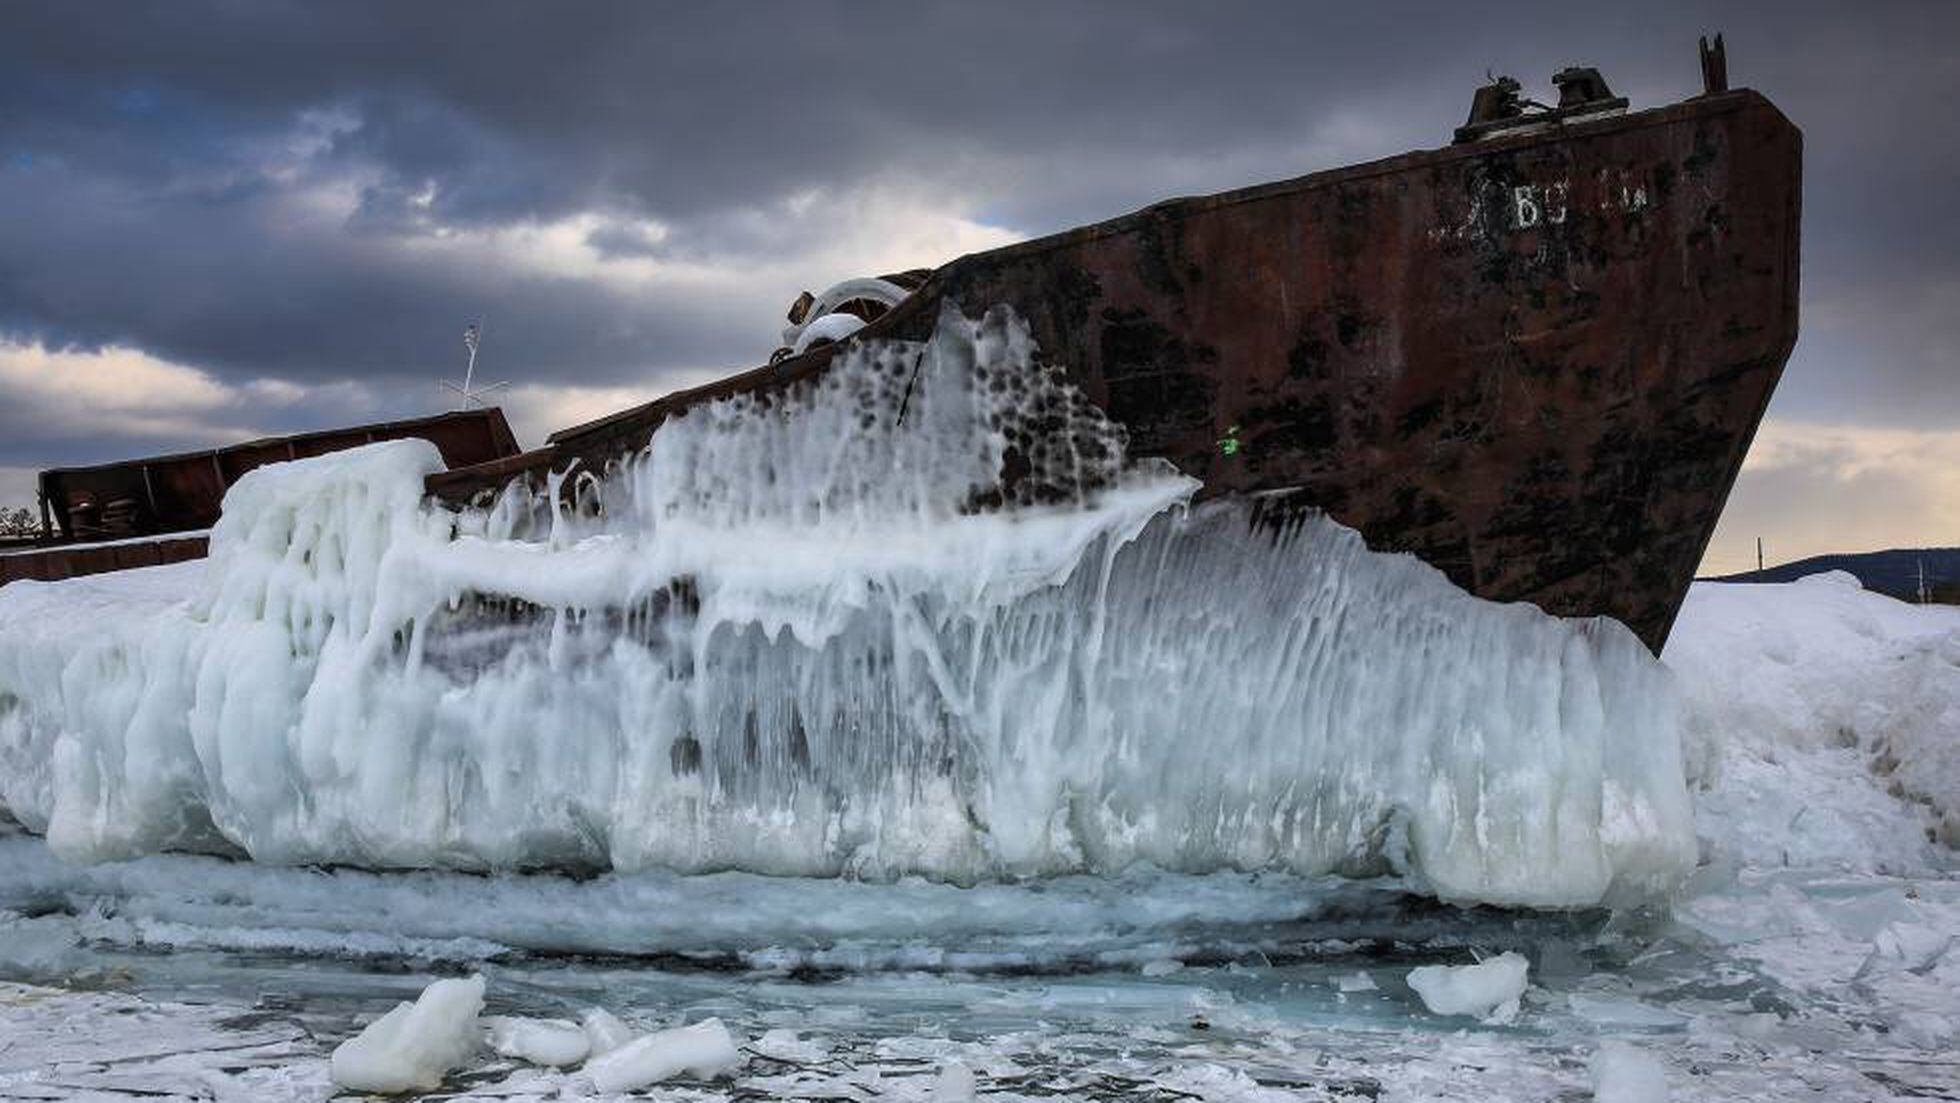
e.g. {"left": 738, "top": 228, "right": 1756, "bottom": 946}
{"left": 1666, "top": 572, "right": 1960, "bottom": 873}
{"left": 0, "top": 305, "right": 1693, "bottom": 907}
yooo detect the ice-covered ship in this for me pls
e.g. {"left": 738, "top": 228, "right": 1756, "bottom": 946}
{"left": 433, "top": 46, "right": 1801, "bottom": 653}
{"left": 0, "top": 46, "right": 1797, "bottom": 906}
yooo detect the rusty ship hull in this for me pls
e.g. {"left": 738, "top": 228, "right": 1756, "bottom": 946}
{"left": 437, "top": 87, "right": 1799, "bottom": 653}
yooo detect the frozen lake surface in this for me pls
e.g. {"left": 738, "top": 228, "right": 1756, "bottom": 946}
{"left": 1, "top": 819, "right": 1956, "bottom": 1100}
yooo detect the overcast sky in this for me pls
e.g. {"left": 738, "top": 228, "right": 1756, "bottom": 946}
{"left": 2, "top": 1, "right": 1956, "bottom": 569}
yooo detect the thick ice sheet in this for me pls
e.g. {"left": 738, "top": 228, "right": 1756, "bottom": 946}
{"left": 0, "top": 305, "right": 1693, "bottom": 907}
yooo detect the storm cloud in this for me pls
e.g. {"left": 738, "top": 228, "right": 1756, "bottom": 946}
{"left": 2, "top": 1, "right": 1956, "bottom": 561}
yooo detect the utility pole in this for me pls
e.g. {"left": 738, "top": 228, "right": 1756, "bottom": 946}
{"left": 1919, "top": 558, "right": 1931, "bottom": 605}
{"left": 1757, "top": 536, "right": 1764, "bottom": 577}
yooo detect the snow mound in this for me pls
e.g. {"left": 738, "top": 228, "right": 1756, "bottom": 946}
{"left": 0, "top": 304, "right": 1696, "bottom": 908}
{"left": 1665, "top": 575, "right": 1960, "bottom": 870}
{"left": 329, "top": 973, "right": 484, "bottom": 1093}
{"left": 1405, "top": 952, "right": 1529, "bottom": 1023}
{"left": 585, "top": 1017, "right": 741, "bottom": 1092}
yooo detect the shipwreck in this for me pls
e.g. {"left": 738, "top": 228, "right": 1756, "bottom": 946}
{"left": 431, "top": 39, "right": 1799, "bottom": 653}
{"left": 8, "top": 40, "right": 1798, "bottom": 656}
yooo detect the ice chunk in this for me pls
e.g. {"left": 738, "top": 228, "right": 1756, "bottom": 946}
{"left": 581, "top": 1007, "right": 637, "bottom": 1056}
{"left": 934, "top": 1058, "right": 977, "bottom": 1101}
{"left": 753, "top": 1027, "right": 829, "bottom": 1062}
{"left": 1335, "top": 971, "right": 1378, "bottom": 993}
{"left": 483, "top": 1014, "right": 589, "bottom": 1067}
{"left": 329, "top": 974, "right": 484, "bottom": 1093}
{"left": 1565, "top": 993, "right": 1687, "bottom": 1030}
{"left": 1590, "top": 1040, "right": 1668, "bottom": 1102}
{"left": 1405, "top": 952, "right": 1528, "bottom": 1023}
{"left": 1871, "top": 920, "right": 1954, "bottom": 975}
{"left": 0, "top": 305, "right": 1695, "bottom": 908}
{"left": 1894, "top": 1011, "right": 1955, "bottom": 1051}
{"left": 585, "top": 1017, "right": 741, "bottom": 1092}
{"left": 1141, "top": 958, "right": 1184, "bottom": 977}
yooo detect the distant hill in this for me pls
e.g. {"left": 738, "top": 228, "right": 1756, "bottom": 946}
{"left": 1707, "top": 546, "right": 1960, "bottom": 604}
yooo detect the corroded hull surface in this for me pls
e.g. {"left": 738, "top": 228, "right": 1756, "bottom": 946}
{"left": 438, "top": 90, "right": 1801, "bottom": 652}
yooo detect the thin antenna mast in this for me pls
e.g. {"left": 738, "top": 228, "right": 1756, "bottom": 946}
{"left": 442, "top": 319, "right": 510, "bottom": 411}
{"left": 462, "top": 322, "right": 479, "bottom": 397}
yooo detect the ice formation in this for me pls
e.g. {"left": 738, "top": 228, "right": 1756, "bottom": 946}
{"left": 585, "top": 1018, "right": 742, "bottom": 1092}
{"left": 934, "top": 1058, "right": 978, "bottom": 1101}
{"left": 1336, "top": 970, "right": 1378, "bottom": 993}
{"left": 484, "top": 1015, "right": 591, "bottom": 1067}
{"left": 0, "top": 304, "right": 1695, "bottom": 907}
{"left": 752, "top": 1028, "right": 830, "bottom": 1063}
{"left": 329, "top": 973, "right": 484, "bottom": 1093}
{"left": 1404, "top": 952, "right": 1530, "bottom": 1022}
{"left": 580, "top": 1008, "right": 637, "bottom": 1057}
{"left": 3, "top": 560, "right": 1955, "bottom": 1103}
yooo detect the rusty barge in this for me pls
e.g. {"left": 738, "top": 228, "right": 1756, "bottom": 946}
{"left": 0, "top": 409, "right": 520, "bottom": 587}
{"left": 434, "top": 52, "right": 1800, "bottom": 653}
{"left": 10, "top": 48, "right": 1798, "bottom": 655}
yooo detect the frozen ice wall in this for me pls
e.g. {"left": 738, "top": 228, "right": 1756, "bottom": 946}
{"left": 0, "top": 304, "right": 1694, "bottom": 907}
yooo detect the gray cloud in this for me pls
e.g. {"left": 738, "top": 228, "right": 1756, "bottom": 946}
{"left": 0, "top": 0, "right": 1957, "bottom": 483}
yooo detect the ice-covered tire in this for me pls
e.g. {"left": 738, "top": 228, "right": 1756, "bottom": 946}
{"left": 779, "top": 276, "right": 914, "bottom": 353}
{"left": 792, "top": 312, "right": 869, "bottom": 355}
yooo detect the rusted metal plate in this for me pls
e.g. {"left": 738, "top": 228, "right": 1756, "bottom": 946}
{"left": 425, "top": 447, "right": 561, "bottom": 505}
{"left": 0, "top": 535, "right": 209, "bottom": 587}
{"left": 441, "top": 90, "right": 1799, "bottom": 654}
